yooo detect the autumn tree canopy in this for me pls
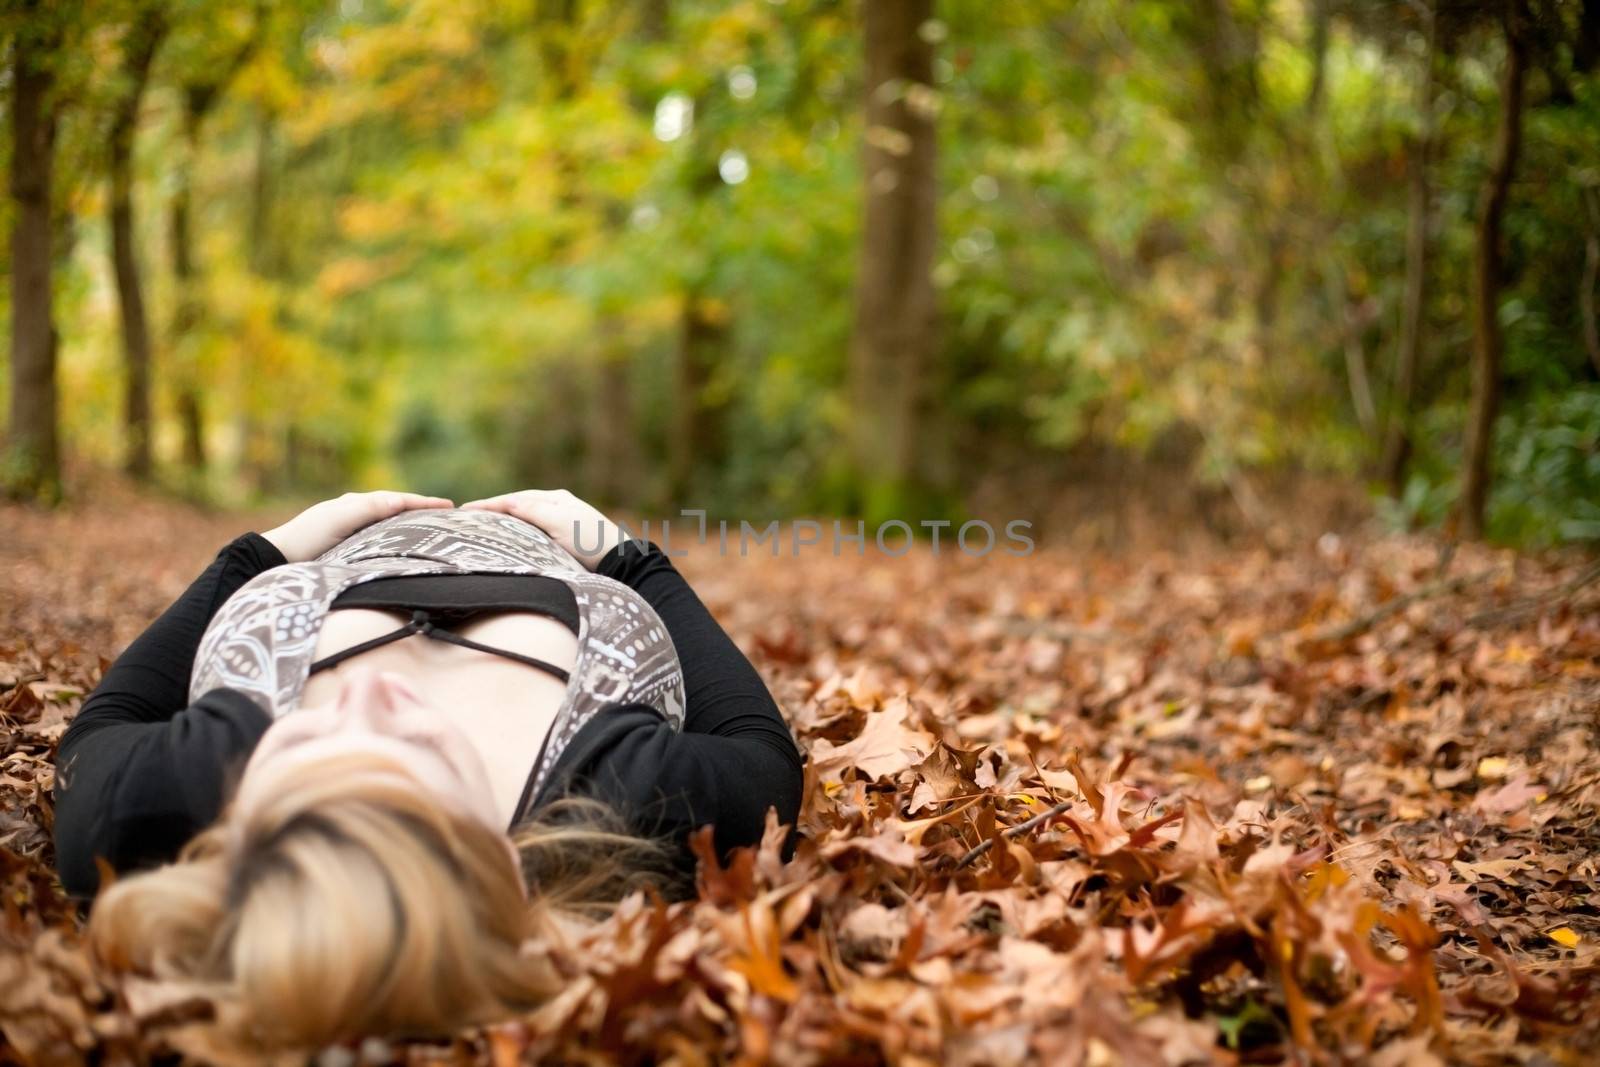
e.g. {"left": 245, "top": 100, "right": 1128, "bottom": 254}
{"left": 0, "top": 0, "right": 1595, "bottom": 543}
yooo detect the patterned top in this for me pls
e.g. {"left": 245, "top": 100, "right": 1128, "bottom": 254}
{"left": 187, "top": 509, "right": 686, "bottom": 823}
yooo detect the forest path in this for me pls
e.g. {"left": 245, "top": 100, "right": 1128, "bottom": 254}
{"left": 2, "top": 492, "right": 1597, "bottom": 1063}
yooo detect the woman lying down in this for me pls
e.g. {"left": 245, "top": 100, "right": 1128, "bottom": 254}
{"left": 52, "top": 488, "right": 804, "bottom": 1048}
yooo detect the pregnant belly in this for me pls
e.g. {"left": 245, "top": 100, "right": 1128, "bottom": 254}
{"left": 300, "top": 608, "right": 580, "bottom": 821}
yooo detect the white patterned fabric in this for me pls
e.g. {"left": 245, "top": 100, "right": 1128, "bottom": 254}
{"left": 188, "top": 508, "right": 685, "bottom": 821}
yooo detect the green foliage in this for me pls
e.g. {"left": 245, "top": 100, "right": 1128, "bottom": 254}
{"left": 1376, "top": 470, "right": 1457, "bottom": 535}
{"left": 0, "top": 441, "right": 63, "bottom": 505}
{"left": 4, "top": 0, "right": 1598, "bottom": 542}
{"left": 1490, "top": 386, "right": 1600, "bottom": 545}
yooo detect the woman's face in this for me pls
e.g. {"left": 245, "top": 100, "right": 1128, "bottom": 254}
{"left": 236, "top": 666, "right": 505, "bottom": 835}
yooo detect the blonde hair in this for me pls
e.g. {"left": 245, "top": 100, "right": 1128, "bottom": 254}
{"left": 86, "top": 750, "right": 675, "bottom": 1049}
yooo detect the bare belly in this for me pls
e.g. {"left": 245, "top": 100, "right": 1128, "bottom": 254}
{"left": 301, "top": 608, "right": 579, "bottom": 824}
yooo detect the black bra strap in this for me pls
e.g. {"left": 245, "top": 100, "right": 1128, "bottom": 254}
{"left": 306, "top": 617, "right": 423, "bottom": 674}
{"left": 307, "top": 609, "right": 572, "bottom": 683}
{"left": 416, "top": 620, "right": 573, "bottom": 682}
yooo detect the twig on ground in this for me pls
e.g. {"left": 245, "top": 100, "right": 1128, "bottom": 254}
{"left": 955, "top": 797, "right": 1076, "bottom": 869}
{"left": 1467, "top": 559, "right": 1600, "bottom": 628}
{"left": 1305, "top": 568, "right": 1493, "bottom": 643}
{"left": 0, "top": 673, "right": 45, "bottom": 695}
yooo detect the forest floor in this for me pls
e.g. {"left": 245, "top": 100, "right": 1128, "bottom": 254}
{"left": 2, "top": 477, "right": 1598, "bottom": 1065}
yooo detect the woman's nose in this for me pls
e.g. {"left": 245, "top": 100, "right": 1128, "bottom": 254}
{"left": 334, "top": 667, "right": 417, "bottom": 729}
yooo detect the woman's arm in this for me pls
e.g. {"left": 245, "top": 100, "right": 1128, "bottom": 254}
{"left": 54, "top": 492, "right": 455, "bottom": 897}
{"left": 461, "top": 490, "right": 804, "bottom": 858}
{"left": 596, "top": 540, "right": 800, "bottom": 753}
{"left": 53, "top": 532, "right": 286, "bottom": 897}
{"left": 62, "top": 532, "right": 286, "bottom": 728}
{"left": 580, "top": 540, "right": 804, "bottom": 859}
{"left": 53, "top": 689, "right": 272, "bottom": 898}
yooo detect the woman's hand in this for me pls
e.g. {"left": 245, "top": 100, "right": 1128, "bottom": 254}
{"left": 261, "top": 491, "right": 454, "bottom": 563}
{"left": 460, "top": 489, "right": 626, "bottom": 570}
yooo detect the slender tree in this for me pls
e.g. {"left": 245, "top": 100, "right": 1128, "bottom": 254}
{"left": 1459, "top": 0, "right": 1528, "bottom": 539}
{"left": 525, "top": 0, "right": 641, "bottom": 505}
{"left": 5, "top": 2, "right": 65, "bottom": 503}
{"left": 667, "top": 284, "right": 728, "bottom": 503}
{"left": 662, "top": 78, "right": 734, "bottom": 505}
{"left": 848, "top": 0, "right": 938, "bottom": 513}
{"left": 108, "top": 4, "right": 167, "bottom": 482}
{"left": 236, "top": 102, "right": 278, "bottom": 494}
{"left": 1582, "top": 184, "right": 1600, "bottom": 378}
{"left": 168, "top": 12, "right": 262, "bottom": 475}
{"left": 1381, "top": 0, "right": 1438, "bottom": 493}
{"left": 1304, "top": 0, "right": 1332, "bottom": 118}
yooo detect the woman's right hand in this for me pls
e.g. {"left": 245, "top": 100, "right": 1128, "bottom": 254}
{"left": 262, "top": 490, "right": 454, "bottom": 563}
{"left": 459, "top": 489, "right": 627, "bottom": 570}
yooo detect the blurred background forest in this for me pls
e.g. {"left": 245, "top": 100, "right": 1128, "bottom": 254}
{"left": 1, "top": 0, "right": 1598, "bottom": 545}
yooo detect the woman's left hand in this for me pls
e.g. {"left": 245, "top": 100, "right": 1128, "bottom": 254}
{"left": 459, "top": 488, "right": 623, "bottom": 570}
{"left": 261, "top": 491, "right": 454, "bottom": 563}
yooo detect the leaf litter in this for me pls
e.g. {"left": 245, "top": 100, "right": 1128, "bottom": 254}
{"left": 1, "top": 493, "right": 1597, "bottom": 1064}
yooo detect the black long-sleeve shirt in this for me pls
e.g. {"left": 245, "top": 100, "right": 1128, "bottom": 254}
{"left": 52, "top": 532, "right": 804, "bottom": 899}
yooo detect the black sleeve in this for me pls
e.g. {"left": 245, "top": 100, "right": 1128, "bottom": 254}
{"left": 577, "top": 540, "right": 804, "bottom": 861}
{"left": 52, "top": 533, "right": 287, "bottom": 898}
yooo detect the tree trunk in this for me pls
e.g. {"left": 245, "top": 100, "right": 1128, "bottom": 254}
{"left": 528, "top": 360, "right": 586, "bottom": 487}
{"left": 583, "top": 324, "right": 638, "bottom": 506}
{"left": 667, "top": 291, "right": 726, "bottom": 503}
{"left": 1186, "top": 0, "right": 1260, "bottom": 157}
{"left": 1381, "top": 2, "right": 1436, "bottom": 493}
{"left": 110, "top": 7, "right": 166, "bottom": 482}
{"left": 175, "top": 381, "right": 207, "bottom": 472}
{"left": 1581, "top": 185, "right": 1600, "bottom": 378}
{"left": 240, "top": 104, "right": 283, "bottom": 491}
{"left": 6, "top": 13, "right": 62, "bottom": 503}
{"left": 848, "top": 0, "right": 938, "bottom": 512}
{"left": 1576, "top": 0, "right": 1599, "bottom": 73}
{"left": 1459, "top": 2, "right": 1527, "bottom": 540}
{"left": 638, "top": 0, "right": 668, "bottom": 40}
{"left": 1304, "top": 0, "right": 1331, "bottom": 117}
{"left": 1339, "top": 294, "right": 1378, "bottom": 437}
{"left": 249, "top": 105, "right": 276, "bottom": 276}
{"left": 536, "top": 0, "right": 643, "bottom": 506}
{"left": 166, "top": 24, "right": 262, "bottom": 480}
{"left": 169, "top": 101, "right": 208, "bottom": 475}
{"left": 537, "top": 0, "right": 582, "bottom": 98}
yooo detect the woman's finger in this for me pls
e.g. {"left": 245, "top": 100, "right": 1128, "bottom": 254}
{"left": 460, "top": 490, "right": 522, "bottom": 507}
{"left": 369, "top": 491, "right": 452, "bottom": 513}
{"left": 464, "top": 495, "right": 563, "bottom": 508}
{"left": 465, "top": 491, "right": 551, "bottom": 511}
